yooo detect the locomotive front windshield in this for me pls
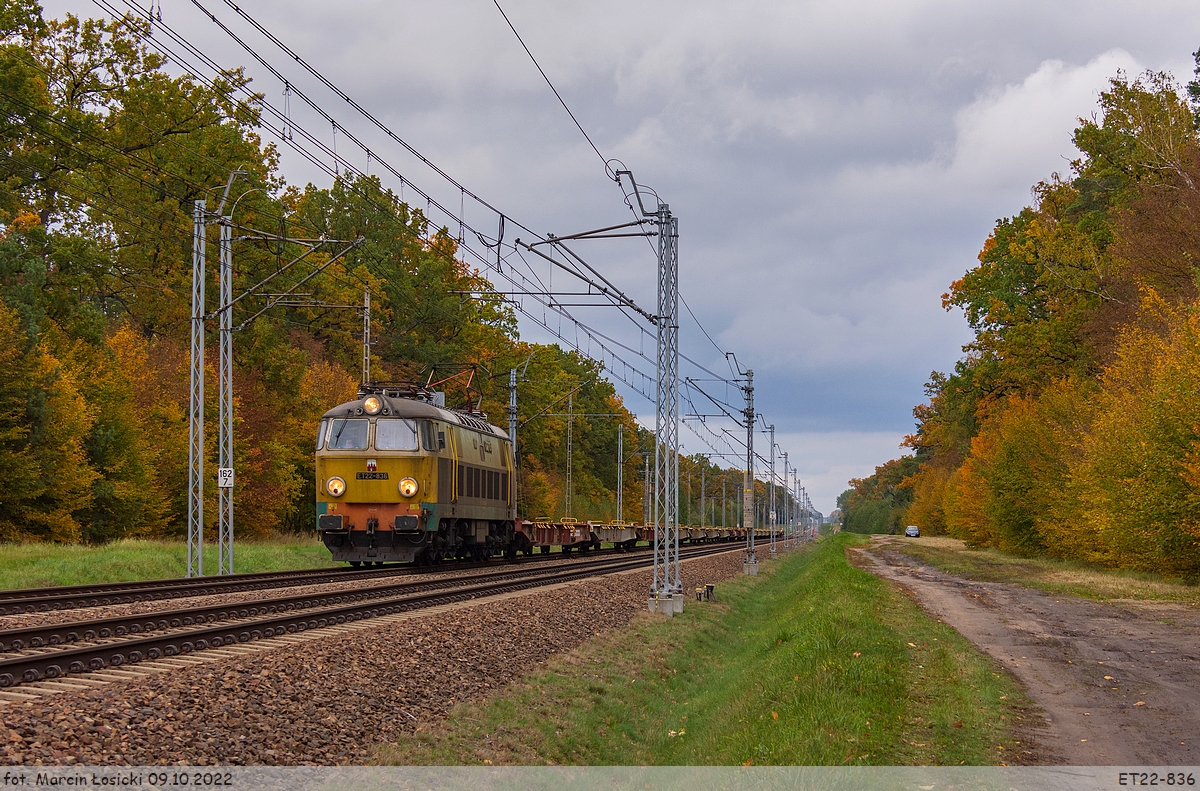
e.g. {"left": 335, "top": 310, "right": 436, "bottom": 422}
{"left": 375, "top": 418, "right": 419, "bottom": 450}
{"left": 327, "top": 418, "right": 369, "bottom": 450}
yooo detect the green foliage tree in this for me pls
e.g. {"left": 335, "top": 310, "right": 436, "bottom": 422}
{"left": 873, "top": 61, "right": 1200, "bottom": 573}
{"left": 0, "top": 4, "right": 660, "bottom": 545}
{"left": 837, "top": 456, "right": 919, "bottom": 535}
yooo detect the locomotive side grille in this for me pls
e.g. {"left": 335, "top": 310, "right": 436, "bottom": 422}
{"left": 438, "top": 457, "right": 452, "bottom": 501}
{"left": 450, "top": 463, "right": 508, "bottom": 501}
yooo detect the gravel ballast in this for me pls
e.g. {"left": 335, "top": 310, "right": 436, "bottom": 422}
{"left": 0, "top": 550, "right": 745, "bottom": 765}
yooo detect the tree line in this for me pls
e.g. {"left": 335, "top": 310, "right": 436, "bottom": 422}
{"left": 839, "top": 53, "right": 1200, "bottom": 576}
{"left": 0, "top": 4, "right": 741, "bottom": 543}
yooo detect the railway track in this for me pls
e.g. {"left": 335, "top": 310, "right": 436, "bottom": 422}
{"left": 0, "top": 544, "right": 739, "bottom": 689}
{"left": 0, "top": 551, "right": 659, "bottom": 653}
{"left": 0, "top": 541, "right": 677, "bottom": 615}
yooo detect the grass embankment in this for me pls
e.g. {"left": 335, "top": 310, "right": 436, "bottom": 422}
{"left": 0, "top": 538, "right": 337, "bottom": 590}
{"left": 892, "top": 536, "right": 1200, "bottom": 603}
{"left": 380, "top": 533, "right": 1026, "bottom": 766}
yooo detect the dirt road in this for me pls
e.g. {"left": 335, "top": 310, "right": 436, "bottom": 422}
{"left": 851, "top": 537, "right": 1200, "bottom": 765}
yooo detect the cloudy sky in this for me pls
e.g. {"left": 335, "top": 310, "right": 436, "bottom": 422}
{"left": 54, "top": 0, "right": 1200, "bottom": 511}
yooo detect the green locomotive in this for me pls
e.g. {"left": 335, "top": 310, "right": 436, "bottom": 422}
{"left": 315, "top": 385, "right": 518, "bottom": 565}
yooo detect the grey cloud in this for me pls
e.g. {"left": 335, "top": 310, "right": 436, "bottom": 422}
{"left": 45, "top": 0, "right": 1200, "bottom": 510}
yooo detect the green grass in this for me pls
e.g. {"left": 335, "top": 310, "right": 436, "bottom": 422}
{"left": 0, "top": 537, "right": 338, "bottom": 590}
{"left": 379, "top": 533, "right": 1029, "bottom": 766}
{"left": 892, "top": 536, "right": 1200, "bottom": 603}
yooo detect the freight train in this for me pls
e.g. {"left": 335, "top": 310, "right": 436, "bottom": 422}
{"left": 315, "top": 385, "right": 771, "bottom": 566}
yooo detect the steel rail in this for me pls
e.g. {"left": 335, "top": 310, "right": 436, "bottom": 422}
{"left": 0, "top": 543, "right": 658, "bottom": 613}
{"left": 0, "top": 545, "right": 740, "bottom": 689}
{"left": 0, "top": 546, "right": 672, "bottom": 653}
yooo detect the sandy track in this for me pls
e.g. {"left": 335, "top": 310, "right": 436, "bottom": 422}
{"left": 851, "top": 537, "right": 1200, "bottom": 764}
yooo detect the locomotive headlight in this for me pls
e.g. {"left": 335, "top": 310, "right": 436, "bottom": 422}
{"left": 326, "top": 476, "right": 346, "bottom": 497}
{"left": 362, "top": 396, "right": 383, "bottom": 415}
{"left": 398, "top": 477, "right": 419, "bottom": 498}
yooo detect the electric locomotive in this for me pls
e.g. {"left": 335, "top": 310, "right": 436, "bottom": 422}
{"left": 315, "top": 385, "right": 519, "bottom": 565}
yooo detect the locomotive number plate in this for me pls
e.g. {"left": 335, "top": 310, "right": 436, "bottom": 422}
{"left": 355, "top": 472, "right": 390, "bottom": 480}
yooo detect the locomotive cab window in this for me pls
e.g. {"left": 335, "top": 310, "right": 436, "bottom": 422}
{"left": 315, "top": 418, "right": 328, "bottom": 451}
{"left": 419, "top": 420, "right": 436, "bottom": 451}
{"left": 375, "top": 418, "right": 419, "bottom": 450}
{"left": 327, "top": 418, "right": 369, "bottom": 450}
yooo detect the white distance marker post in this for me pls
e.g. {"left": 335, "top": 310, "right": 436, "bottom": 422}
{"left": 217, "top": 466, "right": 234, "bottom": 576}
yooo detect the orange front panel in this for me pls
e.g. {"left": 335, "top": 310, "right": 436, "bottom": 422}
{"left": 323, "top": 501, "right": 422, "bottom": 530}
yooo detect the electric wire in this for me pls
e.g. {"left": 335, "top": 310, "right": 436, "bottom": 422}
{"left": 481, "top": 3, "right": 747, "bottom": 459}
{"left": 19, "top": 51, "right": 775, "bottom": 492}
{"left": 489, "top": 0, "right": 607, "bottom": 173}
{"left": 135, "top": 0, "right": 658, "bottom": 367}
{"left": 187, "top": 0, "right": 688, "bottom": 371}
{"left": 215, "top": 0, "right": 537, "bottom": 237}
{"left": 86, "top": 1, "right": 769, "bottom": 462}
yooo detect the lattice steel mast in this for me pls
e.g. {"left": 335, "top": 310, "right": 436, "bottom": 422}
{"left": 614, "top": 170, "right": 682, "bottom": 614}
{"left": 782, "top": 450, "right": 789, "bottom": 550}
{"left": 217, "top": 217, "right": 234, "bottom": 576}
{"left": 768, "top": 424, "right": 777, "bottom": 559}
{"left": 187, "top": 200, "right": 206, "bottom": 578}
{"left": 742, "top": 369, "right": 757, "bottom": 575}
{"left": 508, "top": 368, "right": 518, "bottom": 521}
{"left": 189, "top": 169, "right": 360, "bottom": 577}
{"left": 617, "top": 424, "right": 624, "bottom": 522}
{"left": 652, "top": 201, "right": 681, "bottom": 608}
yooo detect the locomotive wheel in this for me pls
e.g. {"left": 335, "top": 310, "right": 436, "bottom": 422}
{"left": 349, "top": 561, "right": 361, "bottom": 568}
